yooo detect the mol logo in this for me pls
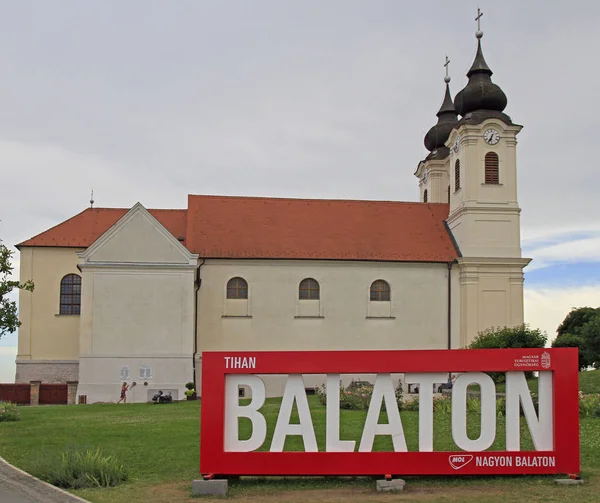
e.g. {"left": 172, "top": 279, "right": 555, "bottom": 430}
{"left": 449, "top": 455, "right": 473, "bottom": 470}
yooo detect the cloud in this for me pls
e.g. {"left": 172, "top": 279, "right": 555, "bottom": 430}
{"left": 524, "top": 284, "right": 600, "bottom": 344}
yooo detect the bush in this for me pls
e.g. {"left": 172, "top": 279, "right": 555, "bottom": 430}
{"left": 0, "top": 401, "right": 19, "bottom": 422}
{"left": 579, "top": 392, "right": 600, "bottom": 418}
{"left": 468, "top": 324, "right": 547, "bottom": 382}
{"left": 404, "top": 396, "right": 419, "bottom": 411}
{"left": 35, "top": 447, "right": 128, "bottom": 489}
{"left": 433, "top": 395, "right": 451, "bottom": 414}
{"left": 185, "top": 381, "right": 195, "bottom": 390}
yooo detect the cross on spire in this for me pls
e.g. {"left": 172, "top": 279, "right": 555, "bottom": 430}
{"left": 475, "top": 8, "right": 484, "bottom": 38}
{"left": 444, "top": 55, "right": 451, "bottom": 83}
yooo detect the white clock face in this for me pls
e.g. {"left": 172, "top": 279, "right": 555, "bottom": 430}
{"left": 483, "top": 129, "right": 500, "bottom": 145}
{"left": 453, "top": 136, "right": 460, "bottom": 153}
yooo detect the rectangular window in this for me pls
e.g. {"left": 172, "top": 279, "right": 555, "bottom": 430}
{"left": 139, "top": 366, "right": 153, "bottom": 379}
{"left": 120, "top": 366, "right": 129, "bottom": 380}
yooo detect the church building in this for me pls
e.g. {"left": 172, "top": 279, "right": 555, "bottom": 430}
{"left": 14, "top": 20, "right": 531, "bottom": 403}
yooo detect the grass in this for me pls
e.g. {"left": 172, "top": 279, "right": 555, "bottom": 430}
{"left": 0, "top": 385, "right": 598, "bottom": 503}
{"left": 494, "top": 369, "right": 599, "bottom": 395}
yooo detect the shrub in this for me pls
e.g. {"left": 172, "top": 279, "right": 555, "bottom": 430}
{"left": 185, "top": 381, "right": 195, "bottom": 390}
{"left": 579, "top": 392, "right": 600, "bottom": 418}
{"left": 433, "top": 395, "right": 451, "bottom": 414}
{"left": 404, "top": 396, "right": 419, "bottom": 411}
{"left": 395, "top": 380, "right": 404, "bottom": 411}
{"left": 0, "top": 401, "right": 19, "bottom": 422}
{"left": 35, "top": 447, "right": 128, "bottom": 489}
{"left": 340, "top": 380, "right": 373, "bottom": 410}
{"left": 468, "top": 324, "right": 547, "bottom": 382}
{"left": 315, "top": 380, "right": 374, "bottom": 410}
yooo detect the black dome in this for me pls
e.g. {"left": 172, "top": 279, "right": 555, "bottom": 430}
{"left": 454, "top": 39, "right": 507, "bottom": 116}
{"left": 424, "top": 83, "right": 458, "bottom": 152}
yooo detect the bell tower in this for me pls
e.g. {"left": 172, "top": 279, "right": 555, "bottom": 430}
{"left": 414, "top": 56, "right": 457, "bottom": 203}
{"left": 445, "top": 9, "right": 531, "bottom": 346}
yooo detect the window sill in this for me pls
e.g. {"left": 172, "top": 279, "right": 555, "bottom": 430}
{"left": 221, "top": 315, "right": 253, "bottom": 319}
{"left": 366, "top": 316, "right": 396, "bottom": 320}
{"left": 481, "top": 183, "right": 503, "bottom": 186}
{"left": 55, "top": 314, "right": 80, "bottom": 317}
{"left": 294, "top": 316, "right": 325, "bottom": 319}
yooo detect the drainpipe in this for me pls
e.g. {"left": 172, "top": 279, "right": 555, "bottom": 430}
{"left": 193, "top": 259, "right": 205, "bottom": 391}
{"left": 447, "top": 261, "right": 453, "bottom": 350}
{"left": 447, "top": 261, "right": 453, "bottom": 385}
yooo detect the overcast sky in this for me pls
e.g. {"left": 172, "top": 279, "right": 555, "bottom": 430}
{"left": 1, "top": 1, "right": 600, "bottom": 381}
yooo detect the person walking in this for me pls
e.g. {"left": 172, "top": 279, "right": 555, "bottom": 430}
{"left": 117, "top": 382, "right": 129, "bottom": 404}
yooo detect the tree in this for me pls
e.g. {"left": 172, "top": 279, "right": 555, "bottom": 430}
{"left": 557, "top": 307, "right": 600, "bottom": 337}
{"left": 551, "top": 333, "right": 589, "bottom": 371}
{"left": 468, "top": 324, "right": 548, "bottom": 382}
{"left": 0, "top": 240, "right": 34, "bottom": 339}
{"left": 580, "top": 316, "right": 600, "bottom": 369}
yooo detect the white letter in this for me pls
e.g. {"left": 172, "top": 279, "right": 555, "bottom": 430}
{"left": 506, "top": 371, "right": 553, "bottom": 451}
{"left": 224, "top": 356, "right": 231, "bottom": 368}
{"left": 451, "top": 372, "right": 496, "bottom": 451}
{"left": 249, "top": 357, "right": 256, "bottom": 369}
{"left": 270, "top": 375, "right": 318, "bottom": 452}
{"left": 326, "top": 374, "right": 356, "bottom": 452}
{"left": 404, "top": 373, "right": 448, "bottom": 451}
{"left": 224, "top": 375, "right": 267, "bottom": 452}
{"left": 359, "top": 373, "right": 407, "bottom": 452}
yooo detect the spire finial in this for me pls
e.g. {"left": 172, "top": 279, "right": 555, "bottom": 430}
{"left": 475, "top": 7, "right": 483, "bottom": 39}
{"left": 444, "top": 55, "right": 451, "bottom": 83}
{"left": 90, "top": 189, "right": 94, "bottom": 208}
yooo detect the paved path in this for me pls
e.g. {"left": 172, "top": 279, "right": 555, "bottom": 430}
{"left": 0, "top": 483, "right": 39, "bottom": 503}
{"left": 0, "top": 456, "right": 90, "bottom": 503}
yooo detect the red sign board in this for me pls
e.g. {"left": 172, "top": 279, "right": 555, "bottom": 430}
{"left": 200, "top": 348, "right": 580, "bottom": 477}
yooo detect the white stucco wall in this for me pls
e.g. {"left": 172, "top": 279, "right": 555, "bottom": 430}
{"left": 75, "top": 204, "right": 199, "bottom": 403}
{"left": 195, "top": 259, "right": 460, "bottom": 396}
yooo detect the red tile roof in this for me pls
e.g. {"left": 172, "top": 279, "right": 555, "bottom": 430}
{"left": 17, "top": 208, "right": 187, "bottom": 248}
{"left": 17, "top": 195, "right": 458, "bottom": 262}
{"left": 185, "top": 195, "right": 457, "bottom": 262}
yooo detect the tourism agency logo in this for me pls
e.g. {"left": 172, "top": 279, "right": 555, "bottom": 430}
{"left": 541, "top": 351, "right": 551, "bottom": 369}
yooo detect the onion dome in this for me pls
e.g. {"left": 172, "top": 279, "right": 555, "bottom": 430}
{"left": 424, "top": 78, "right": 458, "bottom": 153}
{"left": 454, "top": 30, "right": 507, "bottom": 116}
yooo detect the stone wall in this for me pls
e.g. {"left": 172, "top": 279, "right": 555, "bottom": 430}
{"left": 15, "top": 361, "right": 79, "bottom": 383}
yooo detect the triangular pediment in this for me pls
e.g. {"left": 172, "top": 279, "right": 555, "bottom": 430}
{"left": 78, "top": 202, "right": 197, "bottom": 265}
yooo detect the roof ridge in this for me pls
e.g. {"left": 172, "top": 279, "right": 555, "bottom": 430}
{"left": 188, "top": 194, "right": 450, "bottom": 206}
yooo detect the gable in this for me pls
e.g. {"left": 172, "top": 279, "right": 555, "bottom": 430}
{"left": 79, "top": 203, "right": 196, "bottom": 265}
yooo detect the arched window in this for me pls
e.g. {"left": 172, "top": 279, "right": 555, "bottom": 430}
{"left": 299, "top": 278, "right": 320, "bottom": 300}
{"left": 60, "top": 274, "right": 81, "bottom": 315}
{"left": 454, "top": 159, "right": 461, "bottom": 192}
{"left": 423, "top": 189, "right": 428, "bottom": 203}
{"left": 447, "top": 185, "right": 450, "bottom": 203}
{"left": 370, "top": 280, "right": 390, "bottom": 302}
{"left": 484, "top": 152, "right": 499, "bottom": 184}
{"left": 226, "top": 277, "right": 248, "bottom": 299}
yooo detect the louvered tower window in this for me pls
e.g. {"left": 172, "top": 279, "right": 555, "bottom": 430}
{"left": 423, "top": 189, "right": 428, "bottom": 203}
{"left": 454, "top": 160, "right": 460, "bottom": 191}
{"left": 485, "top": 152, "right": 499, "bottom": 184}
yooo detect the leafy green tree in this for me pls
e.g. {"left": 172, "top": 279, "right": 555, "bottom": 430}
{"left": 0, "top": 241, "right": 34, "bottom": 339}
{"left": 557, "top": 307, "right": 600, "bottom": 337}
{"left": 551, "top": 333, "right": 590, "bottom": 371}
{"left": 468, "top": 324, "right": 547, "bottom": 382}
{"left": 580, "top": 316, "right": 600, "bottom": 368}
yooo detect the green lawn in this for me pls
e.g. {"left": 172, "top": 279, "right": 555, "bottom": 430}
{"left": 0, "top": 393, "right": 599, "bottom": 503}
{"left": 494, "top": 369, "right": 600, "bottom": 394}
